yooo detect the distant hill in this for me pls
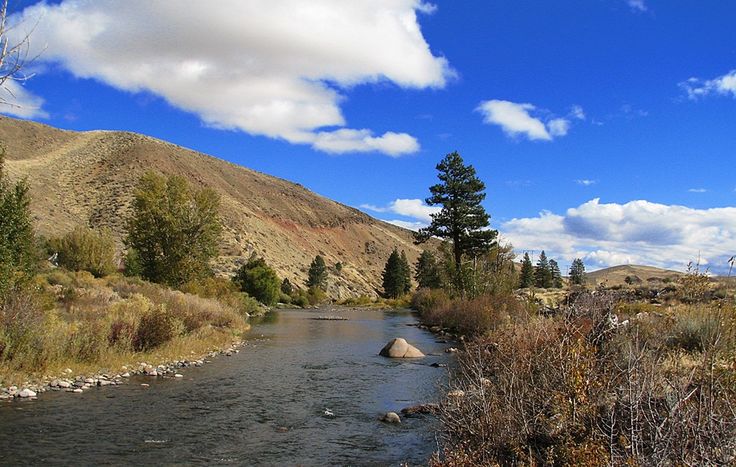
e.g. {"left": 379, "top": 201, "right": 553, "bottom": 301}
{"left": 586, "top": 264, "right": 683, "bottom": 287}
{"left": 0, "top": 116, "right": 428, "bottom": 298}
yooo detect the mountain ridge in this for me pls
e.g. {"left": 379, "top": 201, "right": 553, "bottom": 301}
{"left": 0, "top": 116, "right": 426, "bottom": 298}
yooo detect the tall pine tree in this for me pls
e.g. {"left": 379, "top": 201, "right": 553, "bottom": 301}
{"left": 549, "top": 259, "right": 563, "bottom": 288}
{"left": 569, "top": 258, "right": 586, "bottom": 286}
{"left": 414, "top": 152, "right": 497, "bottom": 285}
{"left": 399, "top": 250, "right": 412, "bottom": 294}
{"left": 306, "top": 255, "right": 328, "bottom": 290}
{"left": 534, "top": 250, "right": 553, "bottom": 288}
{"left": 382, "top": 248, "right": 407, "bottom": 298}
{"left": 519, "top": 252, "right": 534, "bottom": 288}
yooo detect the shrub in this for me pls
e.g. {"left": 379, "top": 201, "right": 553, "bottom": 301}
{"left": 291, "top": 293, "right": 309, "bottom": 308}
{"left": 133, "top": 305, "right": 181, "bottom": 351}
{"left": 50, "top": 226, "right": 117, "bottom": 277}
{"left": 307, "top": 286, "right": 327, "bottom": 306}
{"left": 232, "top": 255, "right": 280, "bottom": 306}
{"left": 411, "top": 288, "right": 450, "bottom": 314}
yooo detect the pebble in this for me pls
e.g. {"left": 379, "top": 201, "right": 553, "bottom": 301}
{"left": 72, "top": 388, "right": 83, "bottom": 393}
{"left": 174, "top": 374, "right": 184, "bottom": 378}
{"left": 17, "top": 388, "right": 37, "bottom": 398}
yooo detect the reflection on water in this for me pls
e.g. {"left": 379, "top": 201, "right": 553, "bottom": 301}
{"left": 0, "top": 308, "right": 453, "bottom": 466}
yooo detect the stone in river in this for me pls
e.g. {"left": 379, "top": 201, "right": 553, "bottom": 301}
{"left": 379, "top": 338, "right": 424, "bottom": 358}
{"left": 17, "top": 388, "right": 36, "bottom": 398}
{"left": 380, "top": 412, "right": 401, "bottom": 424}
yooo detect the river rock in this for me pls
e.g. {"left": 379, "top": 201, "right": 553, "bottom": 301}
{"left": 72, "top": 388, "right": 83, "bottom": 393}
{"left": 17, "top": 388, "right": 36, "bottom": 398}
{"left": 401, "top": 403, "right": 440, "bottom": 416}
{"left": 379, "top": 338, "right": 425, "bottom": 358}
{"left": 380, "top": 412, "right": 401, "bottom": 424}
{"left": 58, "top": 380, "right": 72, "bottom": 389}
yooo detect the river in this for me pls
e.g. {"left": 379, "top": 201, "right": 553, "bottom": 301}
{"left": 0, "top": 308, "right": 452, "bottom": 466}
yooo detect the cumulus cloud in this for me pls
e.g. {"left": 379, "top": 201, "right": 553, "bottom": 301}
{"left": 361, "top": 198, "right": 440, "bottom": 229}
{"left": 502, "top": 199, "right": 736, "bottom": 274}
{"left": 0, "top": 80, "right": 49, "bottom": 119}
{"left": 680, "top": 70, "right": 736, "bottom": 100}
{"left": 10, "top": 0, "right": 451, "bottom": 156}
{"left": 476, "top": 100, "right": 578, "bottom": 141}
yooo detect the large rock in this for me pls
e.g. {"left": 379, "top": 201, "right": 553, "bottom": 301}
{"left": 381, "top": 412, "right": 401, "bottom": 424}
{"left": 379, "top": 338, "right": 424, "bottom": 358}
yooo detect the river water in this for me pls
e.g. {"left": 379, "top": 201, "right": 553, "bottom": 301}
{"left": 0, "top": 308, "right": 452, "bottom": 466}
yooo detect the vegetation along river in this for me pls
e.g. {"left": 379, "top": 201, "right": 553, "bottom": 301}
{"left": 0, "top": 308, "right": 453, "bottom": 465}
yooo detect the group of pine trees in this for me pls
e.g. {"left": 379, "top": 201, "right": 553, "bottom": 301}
{"left": 519, "top": 251, "right": 586, "bottom": 289}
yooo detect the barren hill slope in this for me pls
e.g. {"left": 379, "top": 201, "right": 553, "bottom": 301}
{"left": 586, "top": 264, "right": 682, "bottom": 286}
{"left": 0, "top": 116, "right": 426, "bottom": 298}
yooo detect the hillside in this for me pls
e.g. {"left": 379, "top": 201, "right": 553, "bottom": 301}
{"left": 0, "top": 116, "right": 427, "bottom": 298}
{"left": 586, "top": 264, "right": 682, "bottom": 287}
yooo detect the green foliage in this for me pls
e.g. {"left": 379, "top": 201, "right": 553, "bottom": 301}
{"left": 125, "top": 172, "right": 222, "bottom": 287}
{"left": 415, "top": 250, "right": 443, "bottom": 289}
{"left": 50, "top": 226, "right": 117, "bottom": 277}
{"left": 414, "top": 151, "right": 497, "bottom": 294}
{"left": 0, "top": 150, "right": 35, "bottom": 299}
{"left": 232, "top": 254, "right": 281, "bottom": 306}
{"left": 382, "top": 248, "right": 410, "bottom": 298}
{"left": 334, "top": 262, "right": 343, "bottom": 274}
{"left": 549, "top": 259, "right": 563, "bottom": 288}
{"left": 569, "top": 258, "right": 586, "bottom": 285}
{"left": 280, "top": 277, "right": 293, "bottom": 295}
{"left": 534, "top": 250, "right": 553, "bottom": 288}
{"left": 123, "top": 247, "right": 143, "bottom": 277}
{"left": 306, "top": 255, "right": 327, "bottom": 290}
{"left": 519, "top": 252, "right": 534, "bottom": 288}
{"left": 307, "top": 286, "right": 327, "bottom": 305}
{"left": 399, "top": 250, "right": 411, "bottom": 294}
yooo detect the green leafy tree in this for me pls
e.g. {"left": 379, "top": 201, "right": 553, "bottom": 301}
{"left": 549, "top": 259, "right": 563, "bottom": 288}
{"left": 306, "top": 255, "right": 327, "bottom": 290}
{"left": 382, "top": 248, "right": 408, "bottom": 298}
{"left": 125, "top": 172, "right": 222, "bottom": 287}
{"left": 414, "top": 152, "right": 497, "bottom": 292}
{"left": 0, "top": 150, "right": 35, "bottom": 299}
{"left": 569, "top": 258, "right": 586, "bottom": 286}
{"left": 233, "top": 254, "right": 280, "bottom": 306}
{"left": 534, "top": 250, "right": 553, "bottom": 288}
{"left": 280, "top": 277, "right": 293, "bottom": 295}
{"left": 51, "top": 226, "right": 117, "bottom": 277}
{"left": 519, "top": 252, "right": 534, "bottom": 288}
{"left": 415, "top": 250, "right": 442, "bottom": 289}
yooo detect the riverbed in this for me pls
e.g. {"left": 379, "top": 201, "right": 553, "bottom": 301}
{"left": 0, "top": 308, "right": 453, "bottom": 465}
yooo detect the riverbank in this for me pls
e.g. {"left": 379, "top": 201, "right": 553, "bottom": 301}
{"left": 0, "top": 270, "right": 258, "bottom": 397}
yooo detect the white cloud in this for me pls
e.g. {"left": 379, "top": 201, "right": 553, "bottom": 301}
{"left": 476, "top": 100, "right": 577, "bottom": 141}
{"left": 680, "top": 70, "right": 736, "bottom": 100}
{"left": 570, "top": 105, "right": 586, "bottom": 120}
{"left": 688, "top": 188, "right": 707, "bottom": 193}
{"left": 627, "top": 0, "right": 648, "bottom": 12}
{"left": 576, "top": 179, "right": 597, "bottom": 186}
{"left": 361, "top": 198, "right": 440, "bottom": 228}
{"left": 502, "top": 198, "right": 736, "bottom": 274}
{"left": 0, "top": 80, "right": 49, "bottom": 119}
{"left": 10, "top": 0, "right": 451, "bottom": 156}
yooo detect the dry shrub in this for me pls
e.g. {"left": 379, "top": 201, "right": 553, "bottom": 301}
{"left": 0, "top": 287, "right": 48, "bottom": 369}
{"left": 133, "top": 304, "right": 182, "bottom": 351}
{"left": 434, "top": 292, "right": 736, "bottom": 466}
{"left": 50, "top": 226, "right": 117, "bottom": 278}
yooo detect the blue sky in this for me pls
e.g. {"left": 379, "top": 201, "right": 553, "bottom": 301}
{"left": 3, "top": 0, "right": 736, "bottom": 273}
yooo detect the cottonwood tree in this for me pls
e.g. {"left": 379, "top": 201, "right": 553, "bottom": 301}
{"left": 125, "top": 172, "right": 222, "bottom": 287}
{"left": 414, "top": 152, "right": 497, "bottom": 293}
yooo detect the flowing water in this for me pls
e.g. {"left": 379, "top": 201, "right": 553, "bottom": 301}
{"left": 0, "top": 308, "right": 453, "bottom": 466}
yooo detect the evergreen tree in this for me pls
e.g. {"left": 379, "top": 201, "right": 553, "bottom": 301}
{"left": 233, "top": 254, "right": 281, "bottom": 305}
{"left": 569, "top": 258, "right": 586, "bottom": 286}
{"left": 306, "top": 255, "right": 328, "bottom": 290}
{"left": 534, "top": 250, "right": 553, "bottom": 288}
{"left": 280, "top": 277, "right": 293, "bottom": 295}
{"left": 382, "top": 248, "right": 407, "bottom": 298}
{"left": 414, "top": 152, "right": 497, "bottom": 287}
{"left": 518, "top": 252, "right": 534, "bottom": 288}
{"left": 399, "top": 250, "right": 412, "bottom": 294}
{"left": 549, "top": 259, "right": 563, "bottom": 288}
{"left": 125, "top": 172, "right": 221, "bottom": 286}
{"left": 415, "top": 250, "right": 442, "bottom": 289}
{"left": 0, "top": 150, "right": 35, "bottom": 298}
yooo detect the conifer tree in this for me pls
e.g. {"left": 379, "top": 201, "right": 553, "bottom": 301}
{"left": 280, "top": 277, "right": 293, "bottom": 295}
{"left": 519, "top": 252, "right": 534, "bottom": 288}
{"left": 306, "top": 255, "right": 328, "bottom": 290}
{"left": 414, "top": 152, "right": 497, "bottom": 285}
{"left": 415, "top": 250, "right": 442, "bottom": 289}
{"left": 534, "top": 250, "right": 553, "bottom": 288}
{"left": 400, "top": 250, "right": 412, "bottom": 294}
{"left": 549, "top": 259, "right": 563, "bottom": 288}
{"left": 382, "top": 248, "right": 407, "bottom": 298}
{"left": 569, "top": 258, "right": 586, "bottom": 286}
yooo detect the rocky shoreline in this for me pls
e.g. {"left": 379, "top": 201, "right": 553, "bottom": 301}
{"left": 0, "top": 342, "right": 243, "bottom": 402}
